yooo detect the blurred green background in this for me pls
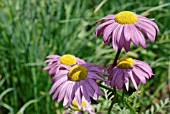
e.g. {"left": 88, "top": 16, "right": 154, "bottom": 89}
{"left": 0, "top": 0, "right": 170, "bottom": 114}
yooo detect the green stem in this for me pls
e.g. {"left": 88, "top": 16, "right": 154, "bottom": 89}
{"left": 108, "top": 88, "right": 117, "bottom": 114}
{"left": 98, "top": 83, "right": 121, "bottom": 96}
{"left": 108, "top": 99, "right": 114, "bottom": 114}
{"left": 112, "top": 49, "right": 122, "bottom": 68}
{"left": 108, "top": 49, "right": 122, "bottom": 114}
{"left": 99, "top": 83, "right": 136, "bottom": 113}
{"left": 121, "top": 87, "right": 126, "bottom": 106}
{"left": 98, "top": 83, "right": 112, "bottom": 91}
{"left": 124, "top": 100, "right": 136, "bottom": 113}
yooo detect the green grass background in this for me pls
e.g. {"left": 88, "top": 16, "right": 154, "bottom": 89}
{"left": 0, "top": 0, "right": 170, "bottom": 113}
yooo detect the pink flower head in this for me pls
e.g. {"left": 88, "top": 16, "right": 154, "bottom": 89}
{"left": 65, "top": 97, "right": 96, "bottom": 114}
{"left": 49, "top": 62, "right": 107, "bottom": 108}
{"left": 95, "top": 11, "right": 159, "bottom": 52}
{"left": 109, "top": 57, "right": 153, "bottom": 91}
{"left": 43, "top": 54, "right": 85, "bottom": 77}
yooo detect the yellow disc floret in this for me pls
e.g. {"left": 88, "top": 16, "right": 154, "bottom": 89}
{"left": 68, "top": 65, "right": 88, "bottom": 81}
{"left": 71, "top": 100, "right": 86, "bottom": 110}
{"left": 60, "top": 54, "right": 76, "bottom": 65}
{"left": 117, "top": 57, "right": 134, "bottom": 69}
{"left": 115, "top": 11, "right": 138, "bottom": 24}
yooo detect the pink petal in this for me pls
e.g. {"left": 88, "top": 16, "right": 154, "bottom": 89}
{"left": 44, "top": 59, "right": 58, "bottom": 63}
{"left": 88, "top": 66, "right": 104, "bottom": 74}
{"left": 87, "top": 72, "right": 107, "bottom": 83}
{"left": 135, "top": 22, "right": 155, "bottom": 42}
{"left": 63, "top": 82, "right": 74, "bottom": 106}
{"left": 81, "top": 81, "right": 91, "bottom": 103}
{"left": 86, "top": 78, "right": 104, "bottom": 95}
{"left": 135, "top": 64, "right": 153, "bottom": 78}
{"left": 124, "top": 71, "right": 129, "bottom": 91}
{"left": 52, "top": 81, "right": 66, "bottom": 100}
{"left": 95, "top": 14, "right": 115, "bottom": 24}
{"left": 132, "top": 72, "right": 140, "bottom": 86}
{"left": 76, "top": 58, "right": 86, "bottom": 64}
{"left": 83, "top": 80, "right": 97, "bottom": 100}
{"left": 128, "top": 25, "right": 139, "bottom": 46}
{"left": 46, "top": 55, "right": 60, "bottom": 59}
{"left": 43, "top": 63, "right": 56, "bottom": 70}
{"left": 52, "top": 70, "right": 68, "bottom": 81}
{"left": 124, "top": 25, "right": 131, "bottom": 42}
{"left": 103, "top": 23, "right": 117, "bottom": 44}
{"left": 134, "top": 60, "right": 153, "bottom": 76}
{"left": 116, "top": 25, "right": 125, "bottom": 49}
{"left": 135, "top": 27, "right": 146, "bottom": 48}
{"left": 50, "top": 76, "right": 67, "bottom": 94}
{"left": 133, "top": 66, "right": 150, "bottom": 79}
{"left": 57, "top": 82, "right": 70, "bottom": 102}
{"left": 75, "top": 83, "right": 82, "bottom": 108}
{"left": 137, "top": 16, "right": 159, "bottom": 32}
{"left": 124, "top": 40, "right": 130, "bottom": 52}
{"left": 95, "top": 20, "right": 115, "bottom": 37}
{"left": 140, "top": 21, "right": 156, "bottom": 38}
{"left": 128, "top": 70, "right": 138, "bottom": 90}
{"left": 49, "top": 65, "right": 59, "bottom": 76}
{"left": 110, "top": 68, "right": 122, "bottom": 87}
{"left": 115, "top": 70, "right": 124, "bottom": 91}
{"left": 112, "top": 25, "right": 120, "bottom": 50}
{"left": 131, "top": 24, "right": 146, "bottom": 48}
{"left": 132, "top": 68, "right": 146, "bottom": 84}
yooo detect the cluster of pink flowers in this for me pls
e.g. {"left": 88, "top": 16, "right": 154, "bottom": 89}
{"left": 43, "top": 11, "right": 159, "bottom": 113}
{"left": 43, "top": 54, "right": 106, "bottom": 113}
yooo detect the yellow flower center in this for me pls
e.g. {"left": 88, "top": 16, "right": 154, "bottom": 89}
{"left": 71, "top": 100, "right": 86, "bottom": 110}
{"left": 59, "top": 54, "right": 76, "bottom": 65}
{"left": 115, "top": 11, "right": 138, "bottom": 24}
{"left": 117, "top": 57, "right": 134, "bottom": 69}
{"left": 68, "top": 65, "right": 88, "bottom": 81}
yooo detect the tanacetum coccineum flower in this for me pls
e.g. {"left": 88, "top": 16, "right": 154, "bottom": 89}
{"left": 49, "top": 63, "right": 106, "bottom": 108}
{"left": 109, "top": 58, "right": 153, "bottom": 91}
{"left": 65, "top": 97, "right": 96, "bottom": 114}
{"left": 43, "top": 54, "right": 85, "bottom": 76}
{"left": 95, "top": 11, "right": 159, "bottom": 52}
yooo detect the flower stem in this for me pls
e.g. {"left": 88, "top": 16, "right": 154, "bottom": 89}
{"left": 98, "top": 83, "right": 112, "bottom": 91}
{"left": 108, "top": 49, "right": 122, "bottom": 114}
{"left": 99, "top": 83, "right": 136, "bottom": 113}
{"left": 112, "top": 49, "right": 122, "bottom": 68}
{"left": 108, "top": 99, "right": 114, "bottom": 114}
{"left": 121, "top": 87, "right": 126, "bottom": 106}
{"left": 108, "top": 88, "right": 117, "bottom": 114}
{"left": 124, "top": 100, "right": 136, "bottom": 113}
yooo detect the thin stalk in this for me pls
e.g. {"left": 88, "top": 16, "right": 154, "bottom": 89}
{"left": 108, "top": 88, "right": 117, "bottom": 114}
{"left": 99, "top": 83, "right": 136, "bottom": 113}
{"left": 112, "top": 49, "right": 122, "bottom": 68}
{"left": 98, "top": 83, "right": 121, "bottom": 96}
{"left": 98, "top": 84, "right": 112, "bottom": 91}
{"left": 121, "top": 87, "right": 126, "bottom": 106}
{"left": 124, "top": 100, "right": 136, "bottom": 113}
{"left": 108, "top": 49, "right": 122, "bottom": 114}
{"left": 108, "top": 98, "right": 114, "bottom": 114}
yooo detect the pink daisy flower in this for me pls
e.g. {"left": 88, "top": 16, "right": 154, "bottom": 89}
{"left": 95, "top": 11, "right": 159, "bottom": 52}
{"left": 109, "top": 57, "right": 153, "bottom": 91}
{"left": 49, "top": 63, "right": 106, "bottom": 108}
{"left": 43, "top": 54, "right": 85, "bottom": 77}
{"left": 65, "top": 97, "right": 96, "bottom": 114}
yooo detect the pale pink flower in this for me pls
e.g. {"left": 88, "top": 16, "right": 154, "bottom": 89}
{"left": 95, "top": 11, "right": 159, "bottom": 52}
{"left": 64, "top": 97, "right": 96, "bottom": 114}
{"left": 43, "top": 54, "right": 85, "bottom": 76}
{"left": 109, "top": 58, "right": 153, "bottom": 91}
{"left": 49, "top": 63, "right": 107, "bottom": 108}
